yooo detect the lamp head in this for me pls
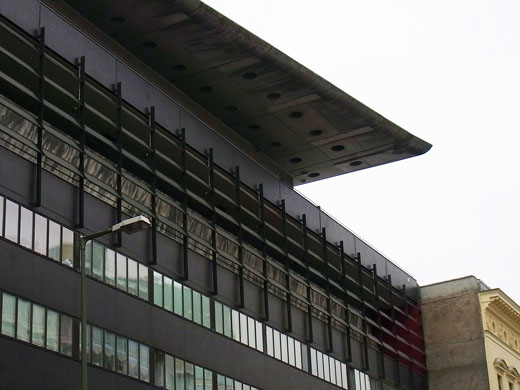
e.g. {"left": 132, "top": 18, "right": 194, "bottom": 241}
{"left": 111, "top": 215, "right": 151, "bottom": 235}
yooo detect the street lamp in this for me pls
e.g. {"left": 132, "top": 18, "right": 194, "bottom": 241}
{"left": 80, "top": 215, "right": 151, "bottom": 390}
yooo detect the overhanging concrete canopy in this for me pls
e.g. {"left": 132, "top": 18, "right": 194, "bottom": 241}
{"left": 60, "top": 0, "right": 431, "bottom": 184}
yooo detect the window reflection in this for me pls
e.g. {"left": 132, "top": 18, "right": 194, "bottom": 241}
{"left": 138, "top": 263, "right": 148, "bottom": 300}
{"left": 193, "top": 291, "right": 202, "bottom": 325}
{"left": 184, "top": 286, "right": 193, "bottom": 321}
{"left": 48, "top": 220, "right": 61, "bottom": 261}
{"left": 155, "top": 350, "right": 165, "bottom": 387}
{"left": 16, "top": 298, "right": 31, "bottom": 342}
{"left": 127, "top": 258, "right": 138, "bottom": 295}
{"left": 34, "top": 214, "right": 47, "bottom": 256}
{"left": 91, "top": 326, "right": 103, "bottom": 366}
{"left": 175, "top": 358, "right": 185, "bottom": 390}
{"left": 105, "top": 248, "right": 115, "bottom": 286}
{"left": 128, "top": 340, "right": 139, "bottom": 378}
{"left": 60, "top": 315, "right": 73, "bottom": 356}
{"left": 19, "top": 207, "right": 33, "bottom": 249}
{"left": 61, "top": 227, "right": 74, "bottom": 267}
{"left": 165, "top": 354, "right": 175, "bottom": 390}
{"left": 5, "top": 199, "right": 19, "bottom": 243}
{"left": 92, "top": 242, "right": 104, "bottom": 280}
{"left": 154, "top": 271, "right": 163, "bottom": 306}
{"left": 116, "top": 335, "right": 128, "bottom": 375}
{"left": 164, "top": 276, "right": 173, "bottom": 312}
{"left": 1, "top": 293, "right": 16, "bottom": 337}
{"left": 32, "top": 304, "right": 46, "bottom": 347}
{"left": 116, "top": 253, "right": 127, "bottom": 291}
{"left": 46, "top": 310, "right": 59, "bottom": 352}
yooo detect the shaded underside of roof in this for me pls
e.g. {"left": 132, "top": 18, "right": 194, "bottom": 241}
{"left": 60, "top": 0, "right": 431, "bottom": 184}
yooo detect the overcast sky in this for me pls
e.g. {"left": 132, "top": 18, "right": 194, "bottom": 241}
{"left": 203, "top": 0, "right": 520, "bottom": 302}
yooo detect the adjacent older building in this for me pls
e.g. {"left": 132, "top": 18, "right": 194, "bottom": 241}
{"left": 421, "top": 276, "right": 520, "bottom": 390}
{"left": 0, "top": 0, "right": 431, "bottom": 389}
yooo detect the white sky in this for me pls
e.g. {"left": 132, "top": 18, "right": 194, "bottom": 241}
{"left": 203, "top": 0, "right": 520, "bottom": 302}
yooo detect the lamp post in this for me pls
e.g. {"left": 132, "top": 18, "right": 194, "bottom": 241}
{"left": 80, "top": 215, "right": 151, "bottom": 390}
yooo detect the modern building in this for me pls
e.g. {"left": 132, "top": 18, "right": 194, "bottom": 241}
{"left": 0, "top": 0, "right": 431, "bottom": 389}
{"left": 421, "top": 276, "right": 520, "bottom": 390}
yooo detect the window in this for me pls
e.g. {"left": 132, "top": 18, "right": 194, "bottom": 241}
{"left": 154, "top": 271, "right": 163, "bottom": 306}
{"left": 138, "top": 263, "right": 148, "bottom": 300}
{"left": 127, "top": 258, "right": 138, "bottom": 295}
{"left": 116, "top": 253, "right": 127, "bottom": 291}
{"left": 19, "top": 207, "right": 33, "bottom": 249}
{"left": 116, "top": 335, "right": 128, "bottom": 374}
{"left": 5, "top": 199, "right": 19, "bottom": 243}
{"left": 255, "top": 321, "right": 263, "bottom": 352}
{"left": 266, "top": 327, "right": 273, "bottom": 356}
{"left": 34, "top": 214, "right": 47, "bottom": 256}
{"left": 239, "top": 313, "right": 247, "bottom": 344}
{"left": 185, "top": 362, "right": 195, "bottom": 390}
{"left": 46, "top": 310, "right": 59, "bottom": 352}
{"left": 247, "top": 317, "right": 256, "bottom": 348}
{"left": 139, "top": 344, "right": 150, "bottom": 382}
{"left": 232, "top": 310, "right": 240, "bottom": 341}
{"left": 215, "top": 302, "right": 223, "bottom": 334}
{"left": 92, "top": 241, "right": 104, "bottom": 280}
{"left": 105, "top": 248, "right": 116, "bottom": 286}
{"left": 155, "top": 351, "right": 165, "bottom": 387}
{"left": 32, "top": 304, "right": 45, "bottom": 347}
{"left": 128, "top": 340, "right": 139, "bottom": 378}
{"left": 48, "top": 220, "right": 61, "bottom": 261}
{"left": 280, "top": 333, "right": 288, "bottom": 363}
{"left": 91, "top": 326, "right": 103, "bottom": 366}
{"left": 0, "top": 196, "right": 3, "bottom": 236}
{"left": 16, "top": 298, "right": 31, "bottom": 342}
{"left": 202, "top": 296, "right": 211, "bottom": 329}
{"left": 176, "top": 358, "right": 185, "bottom": 390}
{"left": 193, "top": 291, "right": 202, "bottom": 325}
{"left": 61, "top": 227, "right": 74, "bottom": 267}
{"left": 165, "top": 354, "right": 175, "bottom": 390}
{"left": 164, "top": 276, "right": 173, "bottom": 312}
{"left": 104, "top": 330, "right": 116, "bottom": 370}
{"left": 497, "top": 375, "right": 503, "bottom": 390}
{"left": 1, "top": 293, "right": 16, "bottom": 337}
{"left": 184, "top": 286, "right": 193, "bottom": 321}
{"left": 173, "top": 281, "right": 183, "bottom": 315}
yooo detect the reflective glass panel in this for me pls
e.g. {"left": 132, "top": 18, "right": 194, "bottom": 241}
{"left": 329, "top": 357, "right": 336, "bottom": 384}
{"left": 128, "top": 340, "right": 139, "bottom": 378}
{"left": 335, "top": 360, "right": 342, "bottom": 388}
{"left": 60, "top": 315, "right": 73, "bottom": 356}
{"left": 153, "top": 271, "right": 163, "bottom": 307}
{"left": 140, "top": 344, "right": 150, "bottom": 382}
{"left": 91, "top": 326, "right": 103, "bottom": 366}
{"left": 235, "top": 381, "right": 243, "bottom": 390}
{"left": 341, "top": 363, "right": 348, "bottom": 390}
{"left": 183, "top": 286, "right": 193, "bottom": 321}
{"left": 104, "top": 330, "right": 116, "bottom": 370}
{"left": 165, "top": 354, "right": 175, "bottom": 390}
{"left": 226, "top": 377, "right": 233, "bottom": 390}
{"left": 217, "top": 374, "right": 225, "bottom": 390}
{"left": 280, "top": 334, "right": 288, "bottom": 363}
{"left": 323, "top": 353, "right": 330, "bottom": 381}
{"left": 16, "top": 298, "right": 31, "bottom": 342}
{"left": 34, "top": 214, "right": 47, "bottom": 256}
{"left": 239, "top": 313, "right": 247, "bottom": 344}
{"left": 214, "top": 302, "right": 223, "bottom": 334}
{"left": 301, "top": 344, "right": 309, "bottom": 371}
{"left": 173, "top": 281, "right": 183, "bottom": 315}
{"left": 46, "top": 310, "right": 59, "bottom": 352}
{"left": 155, "top": 350, "right": 165, "bottom": 387}
{"left": 185, "top": 362, "right": 195, "bottom": 390}
{"left": 48, "top": 220, "right": 61, "bottom": 261}
{"left": 61, "top": 227, "right": 74, "bottom": 267}
{"left": 175, "top": 358, "right": 185, "bottom": 390}
{"left": 288, "top": 337, "right": 295, "bottom": 366}
{"left": 231, "top": 310, "right": 240, "bottom": 341}
{"left": 202, "top": 295, "right": 211, "bottom": 328}
{"left": 204, "top": 368, "right": 212, "bottom": 390}
{"left": 223, "top": 305, "right": 232, "bottom": 338}
{"left": 127, "top": 258, "right": 138, "bottom": 295}
{"left": 92, "top": 241, "right": 104, "bottom": 280}
{"left": 266, "top": 326, "right": 273, "bottom": 356}
{"left": 273, "top": 329, "right": 281, "bottom": 359}
{"left": 32, "top": 304, "right": 45, "bottom": 347}
{"left": 195, "top": 365, "right": 204, "bottom": 390}
{"left": 116, "top": 253, "right": 127, "bottom": 291}
{"left": 295, "top": 340, "right": 302, "bottom": 369}
{"left": 116, "top": 335, "right": 128, "bottom": 374}
{"left": 105, "top": 248, "right": 115, "bottom": 286}
{"left": 164, "top": 276, "right": 173, "bottom": 312}
{"left": 193, "top": 291, "right": 202, "bottom": 325}
{"left": 85, "top": 240, "right": 92, "bottom": 275}
{"left": 138, "top": 263, "right": 148, "bottom": 300}
{"left": 247, "top": 317, "right": 256, "bottom": 348}
{"left": 255, "top": 321, "right": 263, "bottom": 352}
{"left": 310, "top": 348, "right": 317, "bottom": 375}
{"left": 19, "top": 207, "right": 33, "bottom": 249}
{"left": 317, "top": 351, "right": 324, "bottom": 378}
{"left": 4, "top": 199, "right": 19, "bottom": 243}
